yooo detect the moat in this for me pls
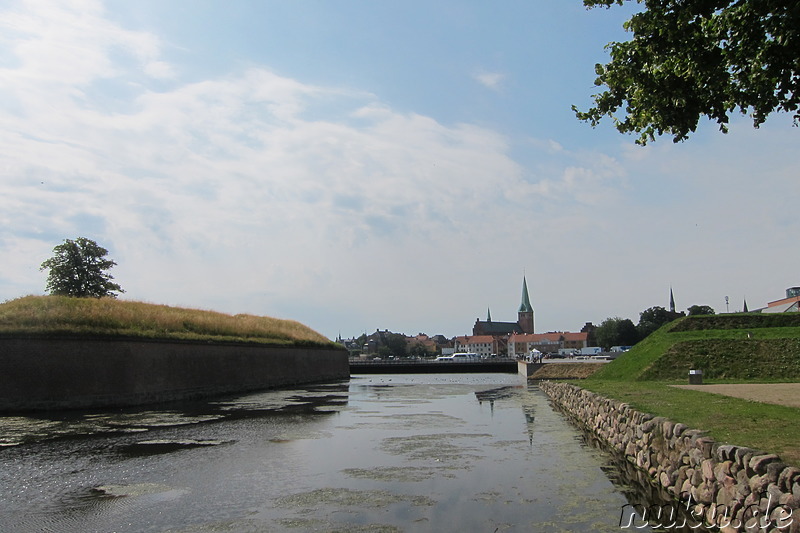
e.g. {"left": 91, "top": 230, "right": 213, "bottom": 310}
{"left": 0, "top": 374, "right": 681, "bottom": 532}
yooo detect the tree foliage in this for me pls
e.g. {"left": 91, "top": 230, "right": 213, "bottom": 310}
{"left": 409, "top": 342, "right": 432, "bottom": 358}
{"left": 40, "top": 237, "right": 124, "bottom": 298}
{"left": 637, "top": 305, "right": 678, "bottom": 338}
{"left": 687, "top": 304, "right": 716, "bottom": 315}
{"left": 383, "top": 333, "right": 409, "bottom": 358}
{"left": 575, "top": 0, "right": 800, "bottom": 144}
{"left": 595, "top": 316, "right": 640, "bottom": 350}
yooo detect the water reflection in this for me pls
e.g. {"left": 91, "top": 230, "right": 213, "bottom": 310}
{"left": 0, "top": 375, "right": 676, "bottom": 532}
{"left": 551, "top": 400, "right": 715, "bottom": 532}
{"left": 0, "top": 382, "right": 350, "bottom": 448}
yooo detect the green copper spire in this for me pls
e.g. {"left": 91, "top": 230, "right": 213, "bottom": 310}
{"left": 519, "top": 276, "right": 533, "bottom": 313}
{"left": 487, "top": 307, "right": 492, "bottom": 321}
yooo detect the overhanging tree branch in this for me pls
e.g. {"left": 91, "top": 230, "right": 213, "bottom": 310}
{"left": 576, "top": 0, "right": 800, "bottom": 144}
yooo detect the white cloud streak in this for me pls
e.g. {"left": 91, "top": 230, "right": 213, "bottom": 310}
{"left": 473, "top": 70, "right": 505, "bottom": 91}
{"left": 0, "top": 1, "right": 556, "bottom": 332}
{"left": 2, "top": 1, "right": 796, "bottom": 339}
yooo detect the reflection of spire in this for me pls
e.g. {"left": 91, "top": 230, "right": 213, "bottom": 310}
{"left": 523, "top": 406, "right": 535, "bottom": 446}
{"left": 669, "top": 287, "right": 676, "bottom": 313}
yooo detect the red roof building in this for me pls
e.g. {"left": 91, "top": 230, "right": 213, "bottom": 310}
{"left": 508, "top": 332, "right": 589, "bottom": 357}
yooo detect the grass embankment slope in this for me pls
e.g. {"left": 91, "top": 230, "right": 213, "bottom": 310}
{"left": 577, "top": 313, "right": 800, "bottom": 466}
{"left": 531, "top": 362, "right": 604, "bottom": 379}
{"left": 0, "top": 295, "right": 336, "bottom": 348}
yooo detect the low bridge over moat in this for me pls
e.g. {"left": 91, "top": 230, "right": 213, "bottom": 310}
{"left": 349, "top": 358, "right": 534, "bottom": 374}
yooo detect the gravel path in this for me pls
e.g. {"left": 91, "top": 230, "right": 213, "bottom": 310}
{"left": 671, "top": 383, "right": 800, "bottom": 408}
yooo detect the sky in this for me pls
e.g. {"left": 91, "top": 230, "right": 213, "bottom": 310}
{"left": 2, "top": 0, "right": 798, "bottom": 340}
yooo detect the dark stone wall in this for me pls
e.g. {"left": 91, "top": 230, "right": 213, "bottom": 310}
{"left": 0, "top": 338, "right": 349, "bottom": 411}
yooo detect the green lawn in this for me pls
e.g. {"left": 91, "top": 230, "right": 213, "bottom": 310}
{"left": 576, "top": 314, "right": 800, "bottom": 466}
{"left": 578, "top": 380, "right": 800, "bottom": 466}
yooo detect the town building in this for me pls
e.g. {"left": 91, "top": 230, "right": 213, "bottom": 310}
{"left": 338, "top": 275, "right": 602, "bottom": 358}
{"left": 507, "top": 331, "right": 590, "bottom": 357}
{"left": 466, "top": 276, "right": 595, "bottom": 356}
{"left": 453, "top": 335, "right": 499, "bottom": 357}
{"left": 407, "top": 333, "right": 451, "bottom": 356}
{"left": 472, "top": 276, "right": 535, "bottom": 336}
{"left": 763, "top": 287, "right": 800, "bottom": 313}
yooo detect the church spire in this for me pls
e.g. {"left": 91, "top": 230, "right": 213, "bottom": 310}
{"left": 519, "top": 276, "right": 533, "bottom": 313}
{"left": 669, "top": 287, "right": 676, "bottom": 313}
{"left": 487, "top": 307, "right": 492, "bottom": 322}
{"left": 518, "top": 275, "right": 534, "bottom": 334}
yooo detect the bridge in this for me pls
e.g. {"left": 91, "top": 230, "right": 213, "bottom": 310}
{"left": 349, "top": 357, "right": 526, "bottom": 374}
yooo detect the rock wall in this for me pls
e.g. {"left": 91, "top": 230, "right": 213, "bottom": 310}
{"left": 539, "top": 381, "right": 799, "bottom": 532}
{"left": 0, "top": 337, "right": 349, "bottom": 411}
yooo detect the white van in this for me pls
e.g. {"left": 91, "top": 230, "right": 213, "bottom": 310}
{"left": 436, "top": 352, "right": 479, "bottom": 362}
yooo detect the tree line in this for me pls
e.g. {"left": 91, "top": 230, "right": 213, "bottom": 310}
{"left": 594, "top": 304, "right": 715, "bottom": 350}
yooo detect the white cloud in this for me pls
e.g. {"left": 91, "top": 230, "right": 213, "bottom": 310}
{"left": 473, "top": 70, "right": 505, "bottom": 91}
{"left": 0, "top": 1, "right": 547, "bottom": 334}
{"left": 0, "top": 0, "right": 171, "bottom": 86}
{"left": 2, "top": 0, "right": 797, "bottom": 340}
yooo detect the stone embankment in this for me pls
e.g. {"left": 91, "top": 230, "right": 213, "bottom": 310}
{"left": 0, "top": 337, "right": 349, "bottom": 411}
{"left": 540, "top": 381, "right": 799, "bottom": 532}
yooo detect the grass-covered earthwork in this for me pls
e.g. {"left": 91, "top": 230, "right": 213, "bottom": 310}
{"left": 578, "top": 313, "right": 800, "bottom": 466}
{"left": 0, "top": 295, "right": 334, "bottom": 347}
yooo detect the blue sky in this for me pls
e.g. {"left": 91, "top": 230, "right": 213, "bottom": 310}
{"left": 2, "top": 0, "right": 798, "bottom": 340}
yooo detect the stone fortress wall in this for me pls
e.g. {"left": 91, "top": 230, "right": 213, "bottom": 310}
{"left": 0, "top": 337, "right": 349, "bottom": 411}
{"left": 539, "top": 381, "right": 799, "bottom": 532}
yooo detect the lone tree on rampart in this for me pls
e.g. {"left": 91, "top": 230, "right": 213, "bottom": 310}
{"left": 575, "top": 0, "right": 799, "bottom": 144}
{"left": 40, "top": 237, "right": 124, "bottom": 298}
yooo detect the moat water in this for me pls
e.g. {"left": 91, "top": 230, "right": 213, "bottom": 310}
{"left": 0, "top": 374, "right": 683, "bottom": 532}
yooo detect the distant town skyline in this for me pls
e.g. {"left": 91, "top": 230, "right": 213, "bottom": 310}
{"left": 2, "top": 1, "right": 797, "bottom": 339}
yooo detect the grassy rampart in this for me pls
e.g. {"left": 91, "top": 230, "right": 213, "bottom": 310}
{"left": 577, "top": 313, "right": 800, "bottom": 466}
{"left": 589, "top": 313, "right": 800, "bottom": 382}
{"left": 0, "top": 295, "right": 335, "bottom": 348}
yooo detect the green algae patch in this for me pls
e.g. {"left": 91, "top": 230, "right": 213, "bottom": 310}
{"left": 275, "top": 487, "right": 436, "bottom": 509}
{"left": 163, "top": 517, "right": 267, "bottom": 533}
{"left": 278, "top": 517, "right": 402, "bottom": 532}
{"left": 350, "top": 412, "right": 465, "bottom": 431}
{"left": 380, "top": 432, "right": 491, "bottom": 465}
{"left": 342, "top": 466, "right": 456, "bottom": 482}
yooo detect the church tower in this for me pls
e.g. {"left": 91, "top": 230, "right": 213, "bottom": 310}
{"left": 518, "top": 276, "right": 534, "bottom": 334}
